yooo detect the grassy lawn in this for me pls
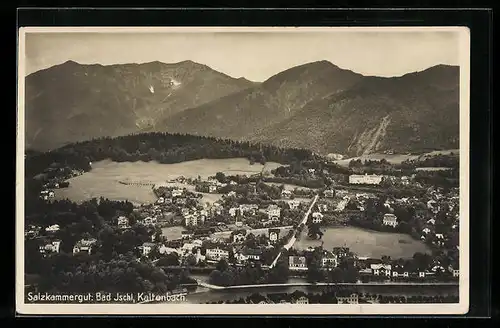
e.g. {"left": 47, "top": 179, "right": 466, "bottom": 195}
{"left": 294, "top": 226, "right": 431, "bottom": 259}
{"left": 161, "top": 226, "right": 188, "bottom": 240}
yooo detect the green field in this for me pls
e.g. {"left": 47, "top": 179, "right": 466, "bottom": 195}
{"left": 161, "top": 226, "right": 188, "bottom": 240}
{"left": 294, "top": 226, "right": 431, "bottom": 259}
{"left": 53, "top": 158, "right": 282, "bottom": 205}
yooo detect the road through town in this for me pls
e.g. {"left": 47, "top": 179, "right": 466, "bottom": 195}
{"left": 269, "top": 195, "right": 319, "bottom": 269}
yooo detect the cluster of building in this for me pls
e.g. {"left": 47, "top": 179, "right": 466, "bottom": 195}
{"left": 135, "top": 225, "right": 286, "bottom": 266}
{"left": 142, "top": 183, "right": 309, "bottom": 231}
{"left": 348, "top": 173, "right": 421, "bottom": 187}
{"left": 288, "top": 246, "right": 459, "bottom": 280}
{"left": 213, "top": 291, "right": 365, "bottom": 305}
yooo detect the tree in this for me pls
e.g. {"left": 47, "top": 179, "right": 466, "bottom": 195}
{"left": 381, "top": 255, "right": 391, "bottom": 264}
{"left": 216, "top": 258, "right": 229, "bottom": 272}
{"left": 306, "top": 249, "right": 324, "bottom": 283}
{"left": 215, "top": 172, "right": 226, "bottom": 183}
{"left": 157, "top": 253, "right": 179, "bottom": 266}
{"left": 307, "top": 224, "right": 323, "bottom": 240}
{"left": 184, "top": 254, "right": 197, "bottom": 267}
{"left": 267, "top": 257, "right": 289, "bottom": 284}
{"left": 148, "top": 246, "right": 161, "bottom": 260}
{"left": 412, "top": 252, "right": 432, "bottom": 271}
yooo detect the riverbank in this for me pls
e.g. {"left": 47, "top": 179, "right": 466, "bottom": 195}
{"left": 196, "top": 280, "right": 459, "bottom": 290}
{"left": 180, "top": 282, "right": 460, "bottom": 304}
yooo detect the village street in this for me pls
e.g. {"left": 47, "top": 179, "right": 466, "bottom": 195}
{"left": 268, "top": 195, "right": 319, "bottom": 269}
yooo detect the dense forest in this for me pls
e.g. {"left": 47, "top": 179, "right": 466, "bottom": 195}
{"left": 25, "top": 132, "right": 316, "bottom": 179}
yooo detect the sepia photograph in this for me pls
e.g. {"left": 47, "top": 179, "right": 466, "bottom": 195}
{"left": 16, "top": 26, "right": 470, "bottom": 315}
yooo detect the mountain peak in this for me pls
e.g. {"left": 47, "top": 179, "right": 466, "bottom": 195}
{"left": 263, "top": 60, "right": 357, "bottom": 87}
{"left": 177, "top": 59, "right": 200, "bottom": 66}
{"left": 63, "top": 60, "right": 80, "bottom": 66}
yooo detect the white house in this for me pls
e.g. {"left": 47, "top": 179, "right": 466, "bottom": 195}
{"left": 233, "top": 232, "right": 246, "bottom": 243}
{"left": 337, "top": 293, "right": 359, "bottom": 304}
{"left": 229, "top": 207, "right": 239, "bottom": 217}
{"left": 323, "top": 189, "right": 335, "bottom": 198}
{"left": 181, "top": 231, "right": 194, "bottom": 240}
{"left": 142, "top": 216, "right": 157, "bottom": 226}
{"left": 185, "top": 214, "right": 205, "bottom": 227}
{"left": 422, "top": 227, "right": 431, "bottom": 234}
{"left": 39, "top": 240, "right": 61, "bottom": 255}
{"left": 289, "top": 256, "right": 307, "bottom": 269}
{"left": 206, "top": 247, "right": 230, "bottom": 261}
{"left": 349, "top": 174, "right": 383, "bottom": 185}
{"left": 288, "top": 200, "right": 300, "bottom": 210}
{"left": 39, "top": 190, "right": 49, "bottom": 200}
{"left": 383, "top": 213, "right": 398, "bottom": 227}
{"left": 239, "top": 204, "right": 258, "bottom": 215}
{"left": 172, "top": 189, "right": 184, "bottom": 197}
{"left": 235, "top": 252, "right": 249, "bottom": 264}
{"left": 448, "top": 265, "right": 459, "bottom": 278}
{"left": 321, "top": 252, "right": 338, "bottom": 269}
{"left": 295, "top": 296, "right": 309, "bottom": 304}
{"left": 140, "top": 242, "right": 156, "bottom": 257}
{"left": 371, "top": 264, "right": 392, "bottom": 276}
{"left": 435, "top": 233, "right": 445, "bottom": 239}
{"left": 243, "top": 248, "right": 262, "bottom": 261}
{"left": 267, "top": 205, "right": 281, "bottom": 220}
{"left": 281, "top": 190, "right": 292, "bottom": 199}
{"left": 318, "top": 204, "right": 328, "bottom": 213}
{"left": 175, "top": 198, "right": 187, "bottom": 205}
{"left": 208, "top": 185, "right": 218, "bottom": 193}
{"left": 73, "top": 238, "right": 97, "bottom": 255}
{"left": 312, "top": 212, "right": 324, "bottom": 224}
{"left": 45, "top": 224, "right": 60, "bottom": 233}
{"left": 181, "top": 243, "right": 197, "bottom": 254}
{"left": 268, "top": 228, "right": 280, "bottom": 243}
{"left": 159, "top": 245, "right": 179, "bottom": 255}
{"left": 392, "top": 267, "right": 409, "bottom": 278}
{"left": 117, "top": 216, "right": 129, "bottom": 228}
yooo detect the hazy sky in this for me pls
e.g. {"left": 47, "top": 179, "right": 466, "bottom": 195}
{"left": 24, "top": 29, "right": 461, "bottom": 81}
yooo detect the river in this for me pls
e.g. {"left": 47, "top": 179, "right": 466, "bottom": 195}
{"left": 182, "top": 275, "right": 458, "bottom": 304}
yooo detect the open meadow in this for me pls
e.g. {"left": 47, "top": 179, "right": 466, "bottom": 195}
{"left": 294, "top": 226, "right": 431, "bottom": 259}
{"left": 53, "top": 158, "right": 282, "bottom": 205}
{"left": 161, "top": 226, "right": 188, "bottom": 240}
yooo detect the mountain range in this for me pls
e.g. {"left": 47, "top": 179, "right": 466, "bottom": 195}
{"left": 24, "top": 60, "right": 254, "bottom": 150}
{"left": 24, "top": 59, "right": 460, "bottom": 156}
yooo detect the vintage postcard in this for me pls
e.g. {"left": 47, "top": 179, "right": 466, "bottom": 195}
{"left": 16, "top": 26, "right": 470, "bottom": 315}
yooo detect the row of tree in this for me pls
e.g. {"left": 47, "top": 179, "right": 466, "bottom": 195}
{"left": 26, "top": 132, "right": 316, "bottom": 180}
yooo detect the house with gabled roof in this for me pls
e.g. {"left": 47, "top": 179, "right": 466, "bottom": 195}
{"left": 268, "top": 228, "right": 280, "bottom": 244}
{"left": 289, "top": 255, "right": 307, "bottom": 270}
{"left": 39, "top": 240, "right": 61, "bottom": 255}
{"left": 73, "top": 238, "right": 98, "bottom": 255}
{"left": 371, "top": 264, "right": 392, "bottom": 277}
